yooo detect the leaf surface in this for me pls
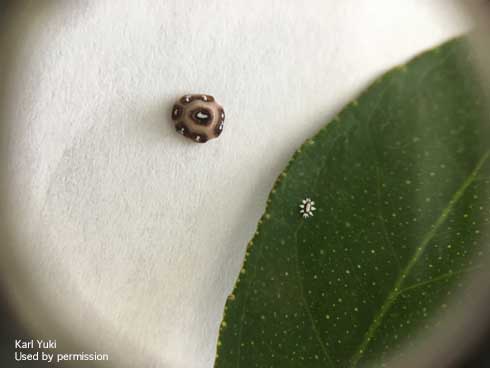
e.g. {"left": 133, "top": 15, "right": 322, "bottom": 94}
{"left": 215, "top": 37, "right": 490, "bottom": 368}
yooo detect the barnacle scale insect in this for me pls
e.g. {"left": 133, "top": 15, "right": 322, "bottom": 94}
{"left": 171, "top": 94, "right": 225, "bottom": 143}
{"left": 299, "top": 198, "right": 316, "bottom": 218}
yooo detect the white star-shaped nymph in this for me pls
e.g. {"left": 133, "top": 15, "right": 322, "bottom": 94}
{"left": 299, "top": 198, "right": 316, "bottom": 218}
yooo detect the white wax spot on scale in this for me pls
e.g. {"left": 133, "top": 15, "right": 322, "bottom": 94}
{"left": 196, "top": 112, "right": 209, "bottom": 119}
{"left": 2, "top": 1, "right": 475, "bottom": 367}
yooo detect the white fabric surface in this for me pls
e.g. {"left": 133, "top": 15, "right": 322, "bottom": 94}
{"left": 4, "top": 1, "right": 474, "bottom": 367}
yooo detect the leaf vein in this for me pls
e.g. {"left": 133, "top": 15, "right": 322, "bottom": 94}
{"left": 398, "top": 265, "right": 482, "bottom": 295}
{"left": 349, "top": 150, "right": 490, "bottom": 367}
{"left": 294, "top": 223, "right": 334, "bottom": 367}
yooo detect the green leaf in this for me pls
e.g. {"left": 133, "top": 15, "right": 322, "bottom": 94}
{"left": 214, "top": 37, "right": 490, "bottom": 368}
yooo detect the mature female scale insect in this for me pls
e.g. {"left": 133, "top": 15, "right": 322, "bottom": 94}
{"left": 171, "top": 94, "right": 225, "bottom": 143}
{"left": 299, "top": 198, "right": 316, "bottom": 218}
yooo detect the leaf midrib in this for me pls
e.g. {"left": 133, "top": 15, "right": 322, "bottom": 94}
{"left": 349, "top": 150, "right": 490, "bottom": 367}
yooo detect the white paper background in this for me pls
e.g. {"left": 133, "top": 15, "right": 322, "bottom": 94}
{"left": 3, "top": 1, "right": 475, "bottom": 367}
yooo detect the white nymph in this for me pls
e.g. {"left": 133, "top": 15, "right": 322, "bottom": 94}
{"left": 299, "top": 198, "right": 316, "bottom": 218}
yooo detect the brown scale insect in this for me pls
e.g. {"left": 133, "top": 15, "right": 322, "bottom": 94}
{"left": 171, "top": 94, "right": 225, "bottom": 143}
